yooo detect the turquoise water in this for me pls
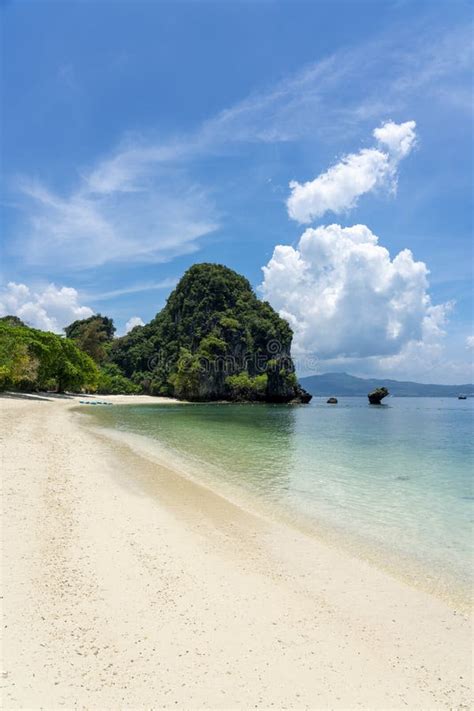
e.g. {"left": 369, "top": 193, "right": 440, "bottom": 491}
{"left": 86, "top": 397, "right": 473, "bottom": 601}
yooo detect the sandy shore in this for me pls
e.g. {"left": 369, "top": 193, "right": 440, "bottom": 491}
{"left": 1, "top": 394, "right": 472, "bottom": 710}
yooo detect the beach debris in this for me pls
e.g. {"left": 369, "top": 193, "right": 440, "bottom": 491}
{"left": 326, "top": 397, "right": 338, "bottom": 404}
{"left": 368, "top": 387, "right": 389, "bottom": 405}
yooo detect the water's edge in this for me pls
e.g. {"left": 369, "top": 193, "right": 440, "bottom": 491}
{"left": 76, "top": 400, "right": 473, "bottom": 610}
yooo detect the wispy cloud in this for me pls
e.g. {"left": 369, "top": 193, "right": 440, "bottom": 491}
{"left": 13, "top": 20, "right": 471, "bottom": 272}
{"left": 194, "top": 21, "right": 471, "bottom": 147}
{"left": 86, "top": 277, "right": 178, "bottom": 302}
{"left": 18, "top": 175, "right": 218, "bottom": 270}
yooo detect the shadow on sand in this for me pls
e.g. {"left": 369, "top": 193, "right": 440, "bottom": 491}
{"left": 0, "top": 391, "right": 92, "bottom": 402}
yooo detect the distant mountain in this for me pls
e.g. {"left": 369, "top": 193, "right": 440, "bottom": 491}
{"left": 299, "top": 372, "right": 474, "bottom": 398}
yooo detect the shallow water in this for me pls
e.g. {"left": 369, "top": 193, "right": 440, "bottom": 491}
{"left": 86, "top": 397, "right": 473, "bottom": 601}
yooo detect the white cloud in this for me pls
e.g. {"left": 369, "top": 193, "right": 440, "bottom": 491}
{"left": 87, "top": 277, "right": 178, "bottom": 302}
{"left": 466, "top": 335, "right": 474, "bottom": 350}
{"left": 12, "top": 22, "right": 470, "bottom": 273}
{"left": 196, "top": 24, "right": 470, "bottom": 148}
{"left": 366, "top": 300, "right": 454, "bottom": 380}
{"left": 373, "top": 120, "right": 417, "bottom": 158}
{"left": 193, "top": 26, "right": 471, "bottom": 170}
{"left": 19, "top": 175, "right": 218, "bottom": 270}
{"left": 0, "top": 282, "right": 93, "bottom": 333}
{"left": 124, "top": 316, "right": 145, "bottom": 334}
{"left": 286, "top": 120, "right": 416, "bottom": 223}
{"left": 261, "top": 223, "right": 449, "bottom": 360}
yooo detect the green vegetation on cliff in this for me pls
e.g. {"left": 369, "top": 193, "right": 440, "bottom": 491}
{"left": 0, "top": 264, "right": 311, "bottom": 402}
{"left": 64, "top": 314, "right": 115, "bottom": 363}
{"left": 109, "top": 263, "right": 310, "bottom": 402}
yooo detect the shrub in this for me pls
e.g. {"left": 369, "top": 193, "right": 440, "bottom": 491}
{"left": 96, "top": 363, "right": 140, "bottom": 394}
{"left": 225, "top": 372, "right": 267, "bottom": 400}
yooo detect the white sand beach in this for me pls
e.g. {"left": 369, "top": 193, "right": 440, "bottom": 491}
{"left": 1, "top": 395, "right": 472, "bottom": 709}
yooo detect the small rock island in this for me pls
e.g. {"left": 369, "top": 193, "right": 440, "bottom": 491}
{"left": 368, "top": 387, "right": 389, "bottom": 405}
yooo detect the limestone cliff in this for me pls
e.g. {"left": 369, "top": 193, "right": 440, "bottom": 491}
{"left": 110, "top": 263, "right": 311, "bottom": 403}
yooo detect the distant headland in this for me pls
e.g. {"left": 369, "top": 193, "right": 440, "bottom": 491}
{"left": 300, "top": 372, "right": 474, "bottom": 398}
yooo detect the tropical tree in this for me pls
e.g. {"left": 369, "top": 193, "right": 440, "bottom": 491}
{"left": 0, "top": 321, "right": 99, "bottom": 392}
{"left": 64, "top": 314, "right": 116, "bottom": 363}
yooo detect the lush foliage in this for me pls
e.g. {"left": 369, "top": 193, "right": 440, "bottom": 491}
{"left": 225, "top": 372, "right": 268, "bottom": 400}
{"left": 0, "top": 264, "right": 311, "bottom": 402}
{"left": 168, "top": 348, "right": 203, "bottom": 400}
{"left": 0, "top": 320, "right": 99, "bottom": 392}
{"left": 64, "top": 314, "right": 115, "bottom": 363}
{"left": 109, "top": 263, "right": 303, "bottom": 401}
{"left": 0, "top": 315, "right": 26, "bottom": 328}
{"left": 96, "top": 363, "right": 141, "bottom": 394}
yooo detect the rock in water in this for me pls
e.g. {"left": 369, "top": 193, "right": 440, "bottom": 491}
{"left": 368, "top": 387, "right": 389, "bottom": 405}
{"left": 327, "top": 397, "right": 338, "bottom": 404}
{"left": 297, "top": 387, "right": 313, "bottom": 404}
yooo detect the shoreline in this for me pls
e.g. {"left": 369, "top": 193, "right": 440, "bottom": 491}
{"left": 2, "top": 395, "right": 472, "bottom": 709}
{"left": 82, "top": 406, "right": 472, "bottom": 611}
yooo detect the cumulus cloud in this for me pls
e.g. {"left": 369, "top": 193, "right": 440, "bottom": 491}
{"left": 124, "top": 316, "right": 145, "bottom": 334}
{"left": 373, "top": 120, "right": 417, "bottom": 158}
{"left": 368, "top": 300, "right": 454, "bottom": 379}
{"left": 261, "top": 223, "right": 449, "bottom": 360}
{"left": 286, "top": 120, "right": 416, "bottom": 223}
{"left": 0, "top": 282, "right": 93, "bottom": 333}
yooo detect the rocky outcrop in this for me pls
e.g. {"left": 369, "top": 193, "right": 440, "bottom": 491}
{"left": 368, "top": 387, "right": 389, "bottom": 404}
{"left": 296, "top": 386, "right": 312, "bottom": 404}
{"left": 110, "top": 263, "right": 311, "bottom": 404}
{"left": 327, "top": 397, "right": 338, "bottom": 404}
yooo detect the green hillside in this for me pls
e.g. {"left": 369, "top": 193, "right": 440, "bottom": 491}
{"left": 109, "top": 263, "right": 311, "bottom": 402}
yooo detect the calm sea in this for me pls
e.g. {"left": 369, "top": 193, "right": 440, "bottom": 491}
{"left": 85, "top": 397, "right": 473, "bottom": 603}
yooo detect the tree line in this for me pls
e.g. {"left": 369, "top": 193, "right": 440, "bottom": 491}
{"left": 0, "top": 314, "right": 137, "bottom": 394}
{"left": 0, "top": 264, "right": 310, "bottom": 402}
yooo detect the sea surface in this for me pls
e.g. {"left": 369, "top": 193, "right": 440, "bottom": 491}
{"left": 85, "top": 397, "right": 473, "bottom": 603}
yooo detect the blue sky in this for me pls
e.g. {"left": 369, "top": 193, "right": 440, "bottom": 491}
{"left": 1, "top": 0, "right": 472, "bottom": 382}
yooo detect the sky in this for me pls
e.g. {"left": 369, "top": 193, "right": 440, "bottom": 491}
{"left": 1, "top": 0, "right": 473, "bottom": 383}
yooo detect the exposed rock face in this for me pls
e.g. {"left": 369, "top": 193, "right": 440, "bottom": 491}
{"left": 295, "top": 386, "right": 313, "bottom": 404}
{"left": 327, "top": 397, "right": 338, "bottom": 404}
{"left": 110, "top": 263, "right": 312, "bottom": 404}
{"left": 368, "top": 387, "right": 389, "bottom": 404}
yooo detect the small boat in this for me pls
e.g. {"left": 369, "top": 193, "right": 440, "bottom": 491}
{"left": 458, "top": 394, "right": 467, "bottom": 400}
{"left": 79, "top": 400, "right": 114, "bottom": 406}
